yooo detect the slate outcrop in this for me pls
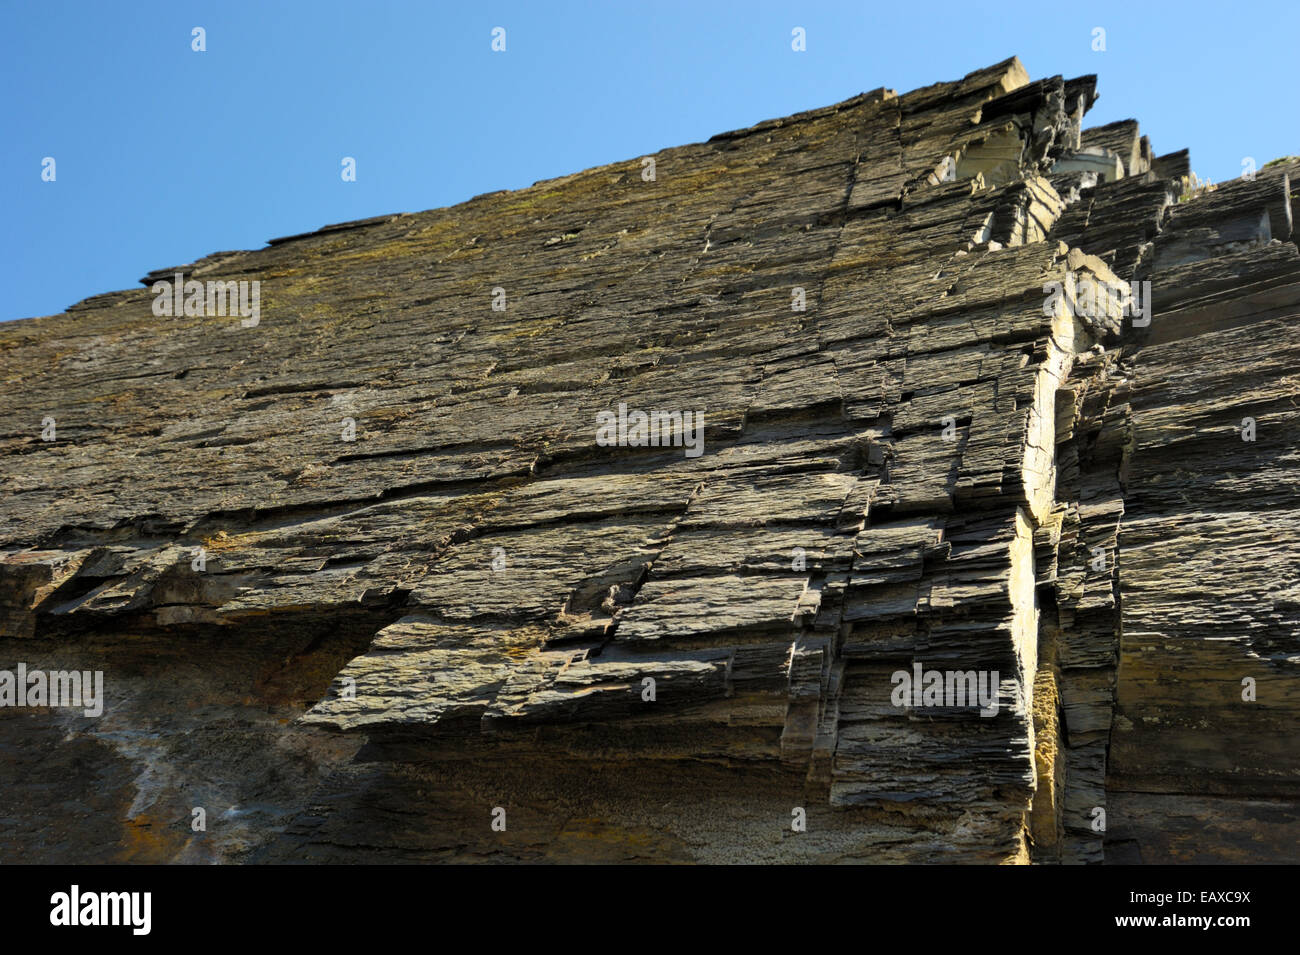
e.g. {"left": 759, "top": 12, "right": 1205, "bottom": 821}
{"left": 1, "top": 57, "right": 1295, "bottom": 863}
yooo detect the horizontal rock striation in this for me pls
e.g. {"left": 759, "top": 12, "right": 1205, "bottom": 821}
{"left": 0, "top": 57, "right": 1295, "bottom": 863}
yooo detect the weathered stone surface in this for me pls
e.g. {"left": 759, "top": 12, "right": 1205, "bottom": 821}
{"left": 1, "top": 56, "right": 1295, "bottom": 864}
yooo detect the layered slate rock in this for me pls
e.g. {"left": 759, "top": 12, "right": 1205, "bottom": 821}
{"left": 0, "top": 58, "right": 1295, "bottom": 864}
{"left": 1105, "top": 168, "right": 1300, "bottom": 862}
{"left": 1034, "top": 158, "right": 1300, "bottom": 863}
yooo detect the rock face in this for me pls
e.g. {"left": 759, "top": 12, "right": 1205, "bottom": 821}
{"left": 1, "top": 57, "right": 1296, "bottom": 864}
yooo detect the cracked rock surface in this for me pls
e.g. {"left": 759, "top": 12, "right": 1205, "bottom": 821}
{"left": 1, "top": 57, "right": 1296, "bottom": 863}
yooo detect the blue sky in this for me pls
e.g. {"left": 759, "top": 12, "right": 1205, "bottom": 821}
{"left": 3, "top": 0, "right": 1297, "bottom": 321}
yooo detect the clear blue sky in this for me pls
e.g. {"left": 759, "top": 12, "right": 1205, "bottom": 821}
{"left": 3, "top": 0, "right": 1296, "bottom": 322}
